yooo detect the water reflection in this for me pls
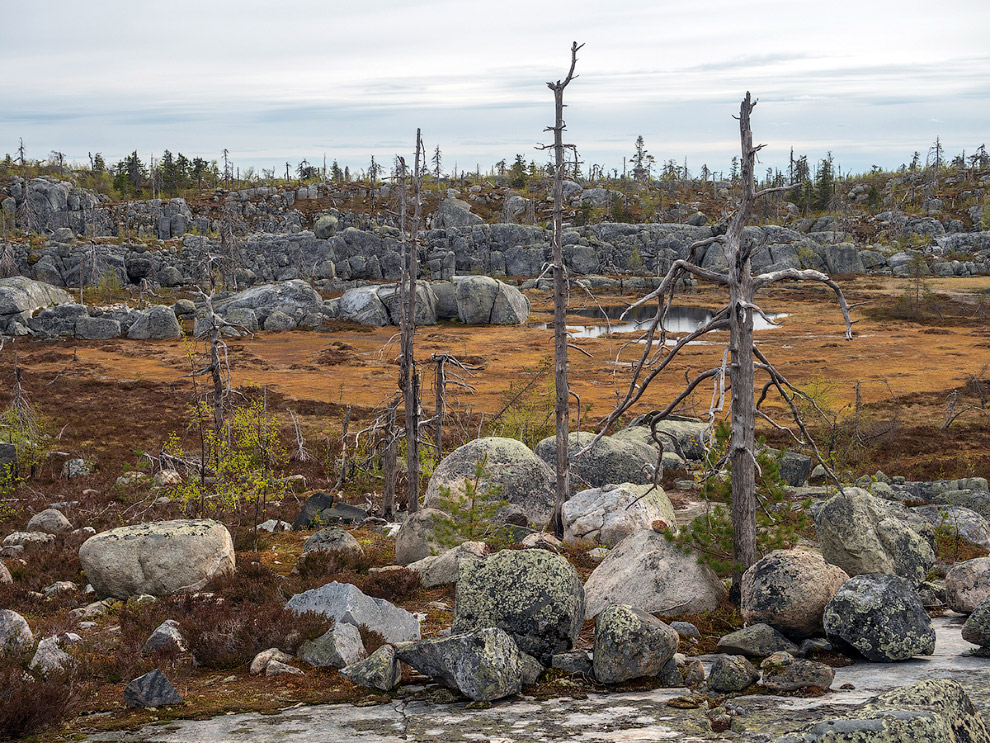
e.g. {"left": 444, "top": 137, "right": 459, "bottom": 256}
{"left": 536, "top": 305, "right": 787, "bottom": 339}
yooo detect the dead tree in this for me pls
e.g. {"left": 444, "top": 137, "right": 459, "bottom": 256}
{"left": 539, "top": 41, "right": 584, "bottom": 538}
{"left": 589, "top": 92, "right": 855, "bottom": 587}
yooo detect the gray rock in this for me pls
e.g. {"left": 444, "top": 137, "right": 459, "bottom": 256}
{"left": 716, "top": 623, "right": 800, "bottom": 658}
{"left": 490, "top": 281, "right": 530, "bottom": 324}
{"left": 62, "top": 458, "right": 91, "bottom": 478}
{"left": 945, "top": 558, "right": 990, "bottom": 614}
{"left": 519, "top": 652, "right": 544, "bottom": 685}
{"left": 823, "top": 574, "right": 935, "bottom": 662}
{"left": 608, "top": 426, "right": 687, "bottom": 470}
{"left": 451, "top": 549, "right": 584, "bottom": 664}
{"left": 26, "top": 508, "right": 71, "bottom": 533}
{"left": 583, "top": 529, "right": 726, "bottom": 619}
{"left": 215, "top": 280, "right": 321, "bottom": 325}
{"left": 814, "top": 487, "right": 934, "bottom": 586}
{"left": 562, "top": 482, "right": 676, "bottom": 546}
{"left": 285, "top": 581, "right": 420, "bottom": 643}
{"left": 300, "top": 527, "right": 365, "bottom": 563}
{"left": 407, "top": 541, "right": 487, "bottom": 588}
{"left": 425, "top": 437, "right": 556, "bottom": 527}
{"left": 707, "top": 654, "right": 760, "bottom": 693}
{"left": 44, "top": 580, "right": 77, "bottom": 596}
{"left": 127, "top": 305, "right": 182, "bottom": 340}
{"left": 0, "top": 560, "right": 10, "bottom": 584}
{"left": 258, "top": 519, "right": 292, "bottom": 533}
{"left": 337, "top": 286, "right": 390, "bottom": 326}
{"left": 266, "top": 659, "right": 304, "bottom": 676}
{"left": 0, "top": 276, "right": 73, "bottom": 333}
{"left": 760, "top": 651, "right": 834, "bottom": 693}
{"left": 670, "top": 621, "right": 701, "bottom": 638}
{"left": 962, "top": 599, "right": 990, "bottom": 648}
{"left": 339, "top": 644, "right": 401, "bottom": 691}
{"left": 79, "top": 519, "right": 235, "bottom": 599}
{"left": 298, "top": 622, "right": 366, "bottom": 668}
{"left": 434, "top": 197, "right": 484, "bottom": 229}
{"left": 395, "top": 627, "right": 522, "bottom": 702}
{"left": 551, "top": 649, "right": 593, "bottom": 675}
{"left": 249, "top": 648, "right": 294, "bottom": 676}
{"left": 292, "top": 491, "right": 334, "bottom": 530}
{"left": 536, "top": 431, "right": 657, "bottom": 490}
{"left": 75, "top": 316, "right": 122, "bottom": 339}
{"left": 142, "top": 619, "right": 187, "bottom": 654}
{"left": 30, "top": 636, "right": 73, "bottom": 675}
{"left": 394, "top": 508, "right": 447, "bottom": 566}
{"left": 313, "top": 214, "right": 338, "bottom": 239}
{"left": 741, "top": 549, "right": 850, "bottom": 640}
{"left": 123, "top": 669, "right": 184, "bottom": 708}
{"left": 623, "top": 416, "right": 710, "bottom": 460}
{"left": 263, "top": 310, "right": 297, "bottom": 331}
{"left": 773, "top": 679, "right": 990, "bottom": 743}
{"left": 2, "top": 531, "right": 55, "bottom": 549}
{"left": 375, "top": 282, "right": 438, "bottom": 326}
{"left": 455, "top": 276, "right": 500, "bottom": 324}
{"left": 0, "top": 609, "right": 33, "bottom": 656}
{"left": 593, "top": 604, "right": 679, "bottom": 683}
{"left": 913, "top": 505, "right": 990, "bottom": 549}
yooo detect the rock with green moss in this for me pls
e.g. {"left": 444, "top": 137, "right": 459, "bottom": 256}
{"left": 823, "top": 574, "right": 935, "bottom": 662}
{"left": 395, "top": 627, "right": 522, "bottom": 702}
{"left": 339, "top": 645, "right": 401, "bottom": 691}
{"left": 759, "top": 651, "right": 834, "bottom": 693}
{"left": 452, "top": 549, "right": 584, "bottom": 664}
{"left": 561, "top": 482, "right": 677, "bottom": 546}
{"left": 813, "top": 488, "right": 934, "bottom": 586}
{"left": 536, "top": 431, "right": 658, "bottom": 489}
{"left": 707, "top": 654, "right": 760, "bottom": 693}
{"left": 297, "top": 622, "right": 366, "bottom": 668}
{"left": 717, "top": 623, "right": 799, "bottom": 658}
{"left": 593, "top": 604, "right": 678, "bottom": 684}
{"left": 774, "top": 679, "right": 990, "bottom": 742}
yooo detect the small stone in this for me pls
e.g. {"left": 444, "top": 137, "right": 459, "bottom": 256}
{"left": 707, "top": 655, "right": 759, "bottom": 693}
{"left": 30, "top": 636, "right": 73, "bottom": 675}
{"left": 123, "top": 669, "right": 184, "bottom": 708}
{"left": 716, "top": 624, "right": 799, "bottom": 658}
{"left": 551, "top": 650, "right": 593, "bottom": 675}
{"left": 153, "top": 470, "right": 182, "bottom": 488}
{"left": 250, "top": 648, "right": 294, "bottom": 676}
{"left": 62, "top": 458, "right": 91, "bottom": 479}
{"left": 340, "top": 645, "right": 402, "bottom": 691}
{"left": 44, "top": 580, "right": 77, "bottom": 597}
{"left": 670, "top": 621, "right": 701, "bottom": 638}
{"left": 265, "top": 660, "right": 304, "bottom": 676}
{"left": 593, "top": 604, "right": 679, "bottom": 684}
{"left": 26, "top": 508, "right": 71, "bottom": 534}
{"left": 142, "top": 619, "right": 187, "bottom": 655}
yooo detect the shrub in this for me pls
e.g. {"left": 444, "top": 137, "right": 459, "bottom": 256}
{"left": 205, "top": 559, "right": 287, "bottom": 606}
{"left": 432, "top": 455, "right": 512, "bottom": 549}
{"left": 0, "top": 664, "right": 85, "bottom": 739}
{"left": 350, "top": 568, "right": 422, "bottom": 603}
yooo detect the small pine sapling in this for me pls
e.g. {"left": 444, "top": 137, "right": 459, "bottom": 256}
{"left": 432, "top": 454, "right": 512, "bottom": 549}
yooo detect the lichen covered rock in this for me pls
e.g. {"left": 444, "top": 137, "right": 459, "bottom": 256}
{"left": 592, "top": 604, "right": 678, "bottom": 684}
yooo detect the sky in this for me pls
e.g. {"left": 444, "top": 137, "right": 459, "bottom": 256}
{"left": 1, "top": 0, "right": 988, "bottom": 179}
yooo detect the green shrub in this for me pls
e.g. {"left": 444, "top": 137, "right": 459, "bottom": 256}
{"left": 432, "top": 454, "right": 513, "bottom": 549}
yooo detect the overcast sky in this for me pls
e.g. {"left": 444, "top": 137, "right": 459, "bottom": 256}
{"left": 2, "top": 0, "right": 987, "bottom": 178}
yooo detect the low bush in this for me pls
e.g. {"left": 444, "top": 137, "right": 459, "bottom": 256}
{"left": 0, "top": 663, "right": 86, "bottom": 740}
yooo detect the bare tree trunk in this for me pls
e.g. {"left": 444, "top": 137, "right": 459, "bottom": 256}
{"left": 404, "top": 130, "right": 424, "bottom": 513}
{"left": 434, "top": 357, "right": 445, "bottom": 456}
{"left": 382, "top": 399, "right": 398, "bottom": 519}
{"left": 334, "top": 405, "right": 351, "bottom": 491}
{"left": 546, "top": 42, "right": 583, "bottom": 537}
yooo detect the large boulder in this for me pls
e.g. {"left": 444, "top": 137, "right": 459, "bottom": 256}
{"left": 285, "top": 581, "right": 420, "bottom": 643}
{"left": 814, "top": 488, "right": 935, "bottom": 585}
{"left": 582, "top": 529, "right": 726, "bottom": 619}
{"left": 433, "top": 197, "right": 484, "bottom": 229}
{"left": 913, "top": 505, "right": 990, "bottom": 549}
{"left": 126, "top": 306, "right": 181, "bottom": 340}
{"left": 0, "top": 609, "right": 33, "bottom": 656}
{"left": 608, "top": 426, "right": 687, "bottom": 470}
{"left": 0, "top": 276, "right": 73, "bottom": 333}
{"left": 823, "top": 574, "right": 935, "bottom": 662}
{"left": 773, "top": 679, "right": 990, "bottom": 743}
{"left": 945, "top": 558, "right": 990, "bottom": 614}
{"left": 394, "top": 508, "right": 447, "bottom": 566}
{"left": 454, "top": 277, "right": 529, "bottom": 324}
{"left": 451, "top": 549, "right": 584, "bottom": 664}
{"left": 339, "top": 645, "right": 401, "bottom": 691}
{"left": 623, "top": 415, "right": 709, "bottom": 460}
{"left": 562, "top": 483, "right": 676, "bottom": 546}
{"left": 300, "top": 527, "right": 365, "bottom": 563}
{"left": 395, "top": 627, "right": 522, "bottom": 702}
{"left": 123, "top": 669, "right": 183, "bottom": 708}
{"left": 535, "top": 431, "right": 657, "bottom": 489}
{"left": 26, "top": 508, "right": 72, "bottom": 534}
{"left": 407, "top": 541, "right": 487, "bottom": 588}
{"left": 962, "top": 599, "right": 990, "bottom": 649}
{"left": 424, "top": 437, "right": 555, "bottom": 527}
{"left": 215, "top": 279, "right": 322, "bottom": 326}
{"left": 592, "top": 604, "right": 679, "bottom": 684}
{"left": 337, "top": 286, "right": 390, "bottom": 326}
{"left": 490, "top": 281, "right": 530, "bottom": 324}
{"left": 741, "top": 549, "right": 850, "bottom": 640}
{"left": 376, "top": 282, "right": 439, "bottom": 326}
{"left": 707, "top": 654, "right": 760, "bottom": 693}
{"left": 79, "top": 519, "right": 235, "bottom": 599}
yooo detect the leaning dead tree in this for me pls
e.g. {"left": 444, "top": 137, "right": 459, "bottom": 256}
{"left": 591, "top": 92, "right": 855, "bottom": 586}
{"left": 539, "top": 41, "right": 584, "bottom": 538}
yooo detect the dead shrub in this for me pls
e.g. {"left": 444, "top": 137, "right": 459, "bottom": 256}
{"left": 349, "top": 568, "right": 421, "bottom": 603}
{"left": 204, "top": 559, "right": 287, "bottom": 606}
{"left": 357, "top": 625, "right": 389, "bottom": 656}
{"left": 292, "top": 549, "right": 369, "bottom": 580}
{"left": 0, "top": 663, "right": 86, "bottom": 740}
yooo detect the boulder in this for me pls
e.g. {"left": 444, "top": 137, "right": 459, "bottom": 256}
{"left": 582, "top": 529, "right": 726, "bottom": 619}
{"left": 297, "top": 622, "right": 366, "bottom": 668}
{"left": 395, "top": 627, "right": 522, "bottom": 702}
{"left": 773, "top": 679, "right": 990, "bottom": 743}
{"left": 823, "top": 574, "right": 935, "bottom": 662}
{"left": 0, "top": 276, "right": 73, "bottom": 333}
{"left": 62, "top": 458, "right": 91, "bottom": 478}
{"left": 285, "top": 581, "right": 420, "bottom": 643}
{"left": 552, "top": 649, "right": 593, "bottom": 675}
{"left": 623, "top": 416, "right": 709, "bottom": 460}
{"left": 455, "top": 276, "right": 500, "bottom": 324}
{"left": 716, "top": 624, "right": 799, "bottom": 658}
{"left": 126, "top": 305, "right": 181, "bottom": 340}
{"left": 562, "top": 482, "right": 676, "bottom": 546}
{"left": 337, "top": 286, "right": 390, "bottom": 326}
{"left": 266, "top": 659, "right": 303, "bottom": 676}
{"left": 913, "top": 505, "right": 990, "bottom": 549}
{"left": 814, "top": 488, "right": 935, "bottom": 585}
{"left": 30, "top": 636, "right": 73, "bottom": 675}
{"left": 490, "top": 281, "right": 530, "bottom": 324}
{"left": 292, "top": 491, "right": 367, "bottom": 530}
{"left": 407, "top": 541, "right": 487, "bottom": 588}
{"left": 945, "top": 558, "right": 990, "bottom": 614}
{"left": 536, "top": 431, "right": 657, "bottom": 489}
{"left": 707, "top": 655, "right": 760, "bottom": 693}
{"left": 592, "top": 604, "right": 679, "bottom": 683}
{"left": 123, "top": 669, "right": 184, "bottom": 708}
{"left": 339, "top": 644, "right": 401, "bottom": 691}
{"left": 300, "top": 527, "right": 365, "bottom": 563}
{"left": 0, "top": 609, "right": 33, "bottom": 656}
{"left": 425, "top": 437, "right": 556, "bottom": 527}
{"left": 263, "top": 310, "right": 297, "bottom": 331}
{"left": 376, "top": 282, "right": 439, "bottom": 326}
{"left": 142, "top": 619, "right": 187, "bottom": 654}
{"left": 760, "top": 651, "right": 834, "bottom": 693}
{"left": 394, "top": 508, "right": 447, "bottom": 566}
{"left": 608, "top": 426, "right": 687, "bottom": 470}
{"left": 75, "top": 316, "right": 121, "bottom": 340}
{"left": 78, "top": 519, "right": 235, "bottom": 599}
{"left": 962, "top": 599, "right": 990, "bottom": 649}
{"left": 741, "top": 549, "right": 850, "bottom": 640}
{"left": 26, "top": 508, "right": 71, "bottom": 534}
{"left": 433, "top": 197, "right": 484, "bottom": 229}
{"left": 215, "top": 280, "right": 321, "bottom": 325}
{"left": 451, "top": 549, "right": 584, "bottom": 664}
{"left": 0, "top": 561, "right": 10, "bottom": 584}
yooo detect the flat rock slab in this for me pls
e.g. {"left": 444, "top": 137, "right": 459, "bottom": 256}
{"left": 82, "top": 617, "right": 990, "bottom": 742}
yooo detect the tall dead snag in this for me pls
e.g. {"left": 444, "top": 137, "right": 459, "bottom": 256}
{"left": 540, "top": 41, "right": 583, "bottom": 538}
{"left": 589, "top": 92, "right": 856, "bottom": 589}
{"left": 398, "top": 130, "right": 425, "bottom": 513}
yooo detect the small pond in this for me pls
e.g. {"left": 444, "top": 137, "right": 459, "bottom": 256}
{"left": 536, "top": 304, "right": 787, "bottom": 339}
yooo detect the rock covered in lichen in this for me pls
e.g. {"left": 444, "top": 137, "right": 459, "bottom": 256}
{"left": 339, "top": 645, "right": 401, "bottom": 691}
{"left": 759, "top": 651, "right": 834, "bottom": 693}
{"left": 945, "top": 557, "right": 990, "bottom": 614}
{"left": 592, "top": 604, "right": 678, "bottom": 684}
{"left": 707, "top": 654, "right": 760, "bottom": 693}
{"left": 823, "top": 574, "right": 935, "bottom": 662}
{"left": 717, "top": 623, "right": 799, "bottom": 658}
{"left": 452, "top": 549, "right": 584, "bottom": 664}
